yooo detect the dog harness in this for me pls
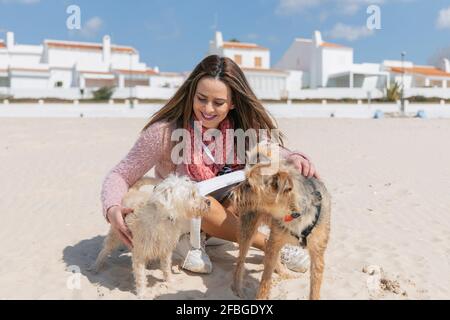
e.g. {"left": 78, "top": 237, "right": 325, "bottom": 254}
{"left": 278, "top": 197, "right": 322, "bottom": 248}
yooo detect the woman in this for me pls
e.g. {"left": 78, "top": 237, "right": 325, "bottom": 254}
{"left": 101, "top": 55, "right": 319, "bottom": 274}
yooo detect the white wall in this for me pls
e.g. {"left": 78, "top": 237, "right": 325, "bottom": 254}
{"left": 11, "top": 102, "right": 450, "bottom": 119}
{"left": 113, "top": 86, "right": 177, "bottom": 100}
{"left": 148, "top": 74, "right": 184, "bottom": 88}
{"left": 362, "top": 75, "right": 380, "bottom": 90}
{"left": 8, "top": 53, "right": 43, "bottom": 68}
{"left": 274, "top": 39, "right": 313, "bottom": 72}
{"left": 285, "top": 70, "right": 304, "bottom": 91}
{"left": 245, "top": 71, "right": 287, "bottom": 100}
{"left": 47, "top": 48, "right": 104, "bottom": 68}
{"left": 10, "top": 75, "right": 49, "bottom": 89}
{"left": 322, "top": 47, "right": 353, "bottom": 87}
{"left": 49, "top": 69, "right": 74, "bottom": 88}
{"left": 110, "top": 52, "right": 144, "bottom": 70}
{"left": 46, "top": 47, "right": 145, "bottom": 71}
{"left": 391, "top": 74, "right": 413, "bottom": 88}
{"left": 5, "top": 88, "right": 83, "bottom": 99}
{"left": 405, "top": 88, "right": 450, "bottom": 99}
{"left": 288, "top": 88, "right": 385, "bottom": 100}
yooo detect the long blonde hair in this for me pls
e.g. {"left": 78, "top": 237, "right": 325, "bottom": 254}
{"left": 142, "top": 54, "right": 284, "bottom": 145}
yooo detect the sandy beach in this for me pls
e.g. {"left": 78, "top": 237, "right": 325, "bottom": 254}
{"left": 0, "top": 117, "right": 449, "bottom": 300}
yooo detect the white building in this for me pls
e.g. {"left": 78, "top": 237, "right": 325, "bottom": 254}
{"left": 208, "top": 31, "right": 290, "bottom": 100}
{"left": 275, "top": 31, "right": 390, "bottom": 91}
{"left": 274, "top": 30, "right": 450, "bottom": 100}
{"left": 382, "top": 59, "right": 450, "bottom": 88}
{"left": 0, "top": 32, "right": 184, "bottom": 99}
{"left": 1, "top": 30, "right": 450, "bottom": 101}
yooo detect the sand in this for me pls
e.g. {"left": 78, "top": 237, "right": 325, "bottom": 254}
{"left": 0, "top": 117, "right": 449, "bottom": 300}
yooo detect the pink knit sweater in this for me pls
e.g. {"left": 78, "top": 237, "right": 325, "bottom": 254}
{"left": 101, "top": 120, "right": 310, "bottom": 219}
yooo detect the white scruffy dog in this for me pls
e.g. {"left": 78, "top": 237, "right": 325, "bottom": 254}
{"left": 93, "top": 174, "right": 211, "bottom": 298}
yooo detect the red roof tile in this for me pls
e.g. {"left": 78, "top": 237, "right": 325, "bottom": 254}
{"left": 242, "top": 67, "right": 287, "bottom": 74}
{"left": 223, "top": 41, "right": 269, "bottom": 51}
{"left": 9, "top": 67, "right": 49, "bottom": 73}
{"left": 390, "top": 66, "right": 450, "bottom": 77}
{"left": 320, "top": 42, "right": 349, "bottom": 49}
{"left": 46, "top": 41, "right": 136, "bottom": 54}
{"left": 78, "top": 70, "right": 113, "bottom": 75}
{"left": 113, "top": 69, "right": 158, "bottom": 75}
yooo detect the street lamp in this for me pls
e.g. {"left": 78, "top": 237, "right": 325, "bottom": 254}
{"left": 401, "top": 51, "right": 406, "bottom": 115}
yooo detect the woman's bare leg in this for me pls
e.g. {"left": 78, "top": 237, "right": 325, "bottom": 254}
{"left": 201, "top": 196, "right": 267, "bottom": 251}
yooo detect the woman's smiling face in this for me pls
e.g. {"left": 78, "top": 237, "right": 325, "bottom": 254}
{"left": 192, "top": 76, "right": 234, "bottom": 129}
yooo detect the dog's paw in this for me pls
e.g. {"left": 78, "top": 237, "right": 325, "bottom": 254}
{"left": 136, "top": 290, "right": 147, "bottom": 299}
{"left": 172, "top": 265, "right": 182, "bottom": 274}
{"left": 231, "top": 283, "right": 245, "bottom": 299}
{"left": 158, "top": 279, "right": 171, "bottom": 289}
{"left": 255, "top": 293, "right": 270, "bottom": 300}
{"left": 275, "top": 268, "right": 301, "bottom": 280}
{"left": 275, "top": 262, "right": 301, "bottom": 279}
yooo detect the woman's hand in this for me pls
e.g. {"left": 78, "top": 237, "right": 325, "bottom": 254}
{"left": 290, "top": 154, "right": 321, "bottom": 180}
{"left": 106, "top": 206, "right": 134, "bottom": 250}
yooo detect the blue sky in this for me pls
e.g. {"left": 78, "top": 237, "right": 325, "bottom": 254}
{"left": 1, "top": 0, "right": 449, "bottom": 72}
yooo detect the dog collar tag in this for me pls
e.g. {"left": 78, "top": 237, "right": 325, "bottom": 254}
{"left": 284, "top": 212, "right": 301, "bottom": 222}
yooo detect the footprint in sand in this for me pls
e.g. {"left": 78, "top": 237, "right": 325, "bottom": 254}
{"left": 363, "top": 265, "right": 409, "bottom": 298}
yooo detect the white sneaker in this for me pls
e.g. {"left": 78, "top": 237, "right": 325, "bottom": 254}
{"left": 280, "top": 244, "right": 310, "bottom": 273}
{"left": 205, "top": 237, "right": 230, "bottom": 246}
{"left": 259, "top": 225, "right": 310, "bottom": 273}
{"left": 174, "top": 233, "right": 212, "bottom": 274}
{"left": 258, "top": 224, "right": 271, "bottom": 237}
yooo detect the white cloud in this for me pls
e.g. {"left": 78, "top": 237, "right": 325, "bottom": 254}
{"left": 80, "top": 17, "right": 103, "bottom": 38}
{"left": 339, "top": 0, "right": 384, "bottom": 15}
{"left": 326, "top": 23, "right": 374, "bottom": 41}
{"left": 436, "top": 6, "right": 450, "bottom": 29}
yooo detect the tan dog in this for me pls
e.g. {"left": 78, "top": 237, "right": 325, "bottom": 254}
{"left": 231, "top": 149, "right": 331, "bottom": 300}
{"left": 93, "top": 174, "right": 211, "bottom": 298}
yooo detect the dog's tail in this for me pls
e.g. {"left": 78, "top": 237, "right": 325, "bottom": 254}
{"left": 129, "top": 177, "right": 159, "bottom": 192}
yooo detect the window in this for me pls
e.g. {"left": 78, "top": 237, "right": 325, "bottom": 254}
{"left": 255, "top": 57, "right": 262, "bottom": 68}
{"left": 234, "top": 54, "right": 242, "bottom": 65}
{"left": 0, "top": 77, "right": 9, "bottom": 87}
{"left": 55, "top": 81, "right": 63, "bottom": 88}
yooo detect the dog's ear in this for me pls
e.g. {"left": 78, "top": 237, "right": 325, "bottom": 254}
{"left": 155, "top": 186, "right": 174, "bottom": 211}
{"left": 271, "top": 171, "right": 293, "bottom": 195}
{"left": 311, "top": 190, "right": 322, "bottom": 206}
{"left": 247, "top": 162, "right": 269, "bottom": 186}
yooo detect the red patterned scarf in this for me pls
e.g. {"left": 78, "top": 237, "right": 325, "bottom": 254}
{"left": 184, "top": 115, "right": 243, "bottom": 181}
